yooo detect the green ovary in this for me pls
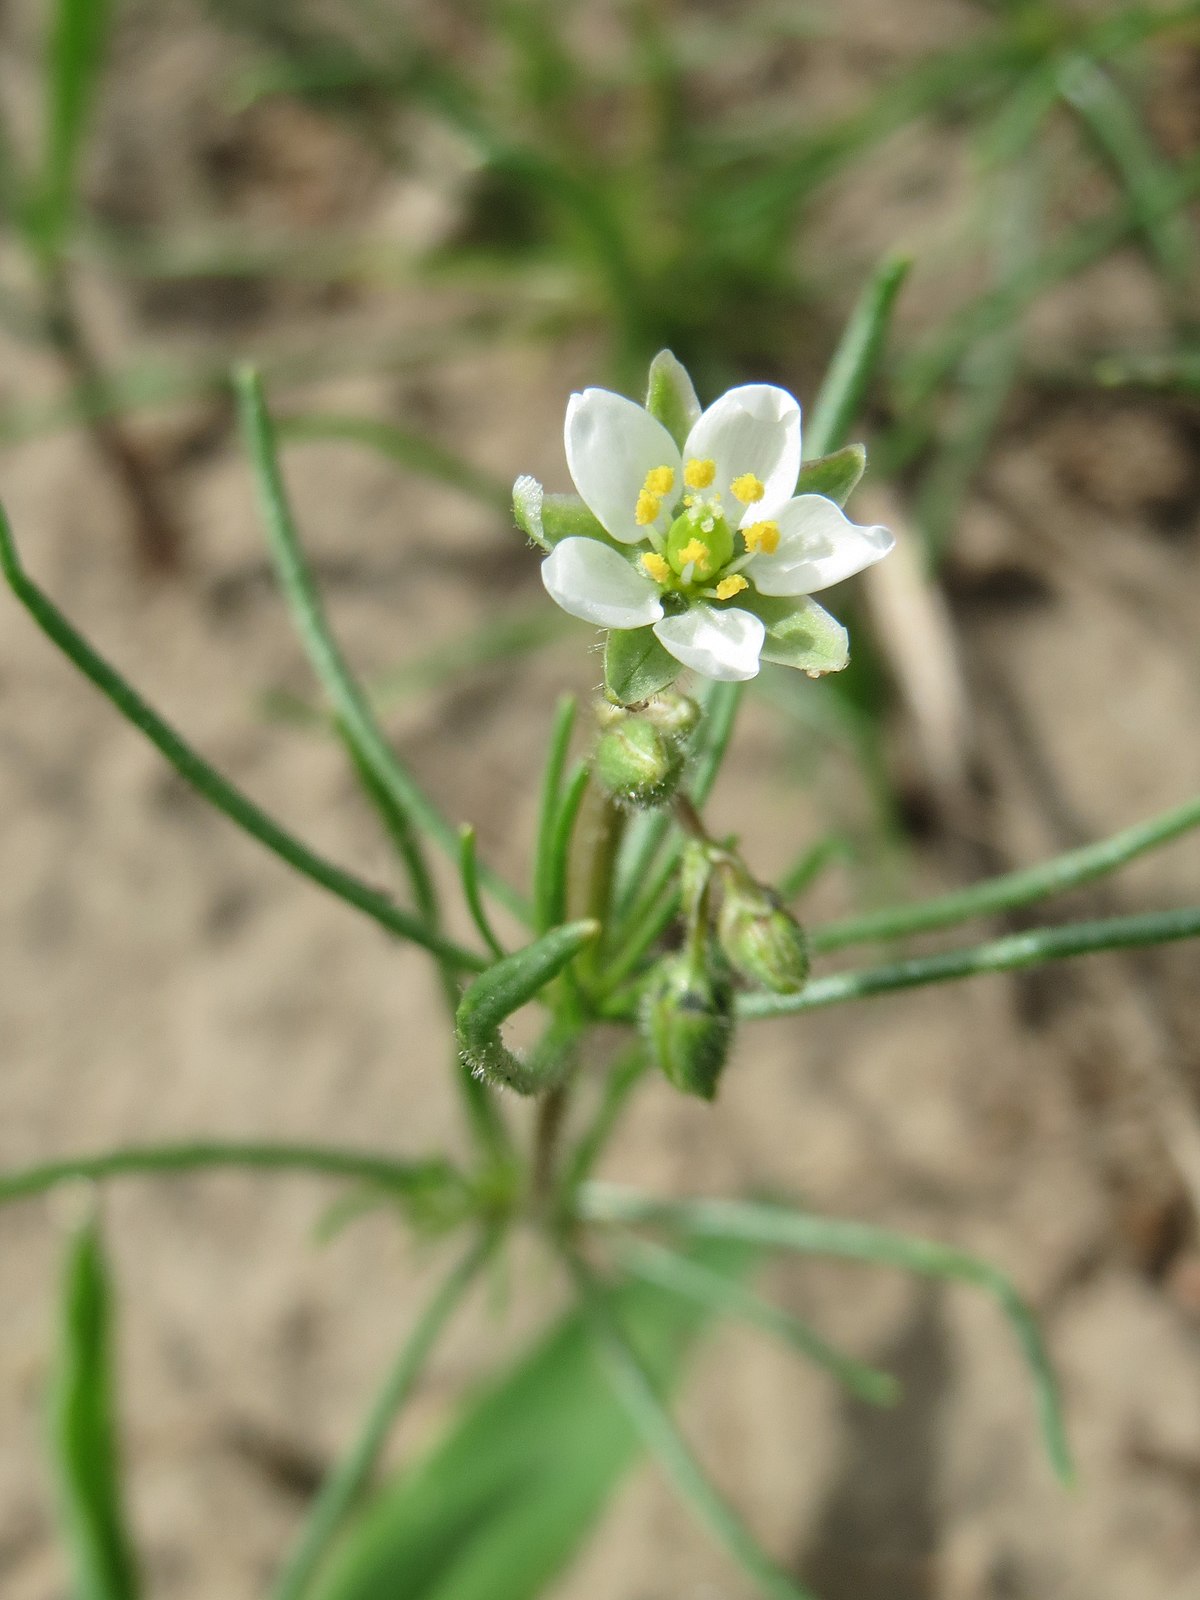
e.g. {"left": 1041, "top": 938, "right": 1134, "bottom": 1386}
{"left": 665, "top": 509, "right": 734, "bottom": 582}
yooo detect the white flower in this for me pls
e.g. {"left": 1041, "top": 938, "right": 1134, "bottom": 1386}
{"left": 536, "top": 381, "right": 893, "bottom": 683}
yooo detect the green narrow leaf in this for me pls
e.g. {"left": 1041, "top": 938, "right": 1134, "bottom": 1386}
{"left": 579, "top": 1185, "right": 1074, "bottom": 1485}
{"left": 29, "top": 0, "right": 112, "bottom": 260}
{"left": 644, "top": 350, "right": 701, "bottom": 450}
{"left": 755, "top": 596, "right": 849, "bottom": 676}
{"left": 533, "top": 695, "right": 577, "bottom": 933}
{"left": 793, "top": 443, "right": 867, "bottom": 506}
{"left": 49, "top": 1219, "right": 140, "bottom": 1600}
{"left": 455, "top": 922, "right": 599, "bottom": 1094}
{"left": 307, "top": 1238, "right": 756, "bottom": 1600}
{"left": 603, "top": 627, "right": 681, "bottom": 705}
{"left": 807, "top": 254, "right": 911, "bottom": 458}
{"left": 0, "top": 504, "right": 486, "bottom": 972}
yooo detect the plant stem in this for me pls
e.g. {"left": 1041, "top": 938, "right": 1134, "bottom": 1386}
{"left": 0, "top": 1142, "right": 458, "bottom": 1208}
{"left": 270, "top": 1230, "right": 496, "bottom": 1600}
{"left": 809, "top": 793, "right": 1200, "bottom": 952}
{"left": 0, "top": 507, "right": 486, "bottom": 972}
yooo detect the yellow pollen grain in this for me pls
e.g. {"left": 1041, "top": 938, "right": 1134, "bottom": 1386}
{"left": 684, "top": 458, "right": 716, "bottom": 489}
{"left": 678, "top": 538, "right": 710, "bottom": 568}
{"left": 635, "top": 489, "right": 661, "bottom": 526}
{"left": 641, "top": 551, "right": 672, "bottom": 584}
{"left": 715, "top": 574, "right": 748, "bottom": 600}
{"left": 731, "top": 472, "right": 765, "bottom": 504}
{"left": 742, "top": 519, "right": 779, "bottom": 555}
{"left": 643, "top": 465, "right": 676, "bottom": 496}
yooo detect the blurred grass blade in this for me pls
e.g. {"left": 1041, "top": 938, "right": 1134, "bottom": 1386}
{"left": 579, "top": 1185, "right": 1072, "bottom": 1483}
{"left": 235, "top": 366, "right": 529, "bottom": 929}
{"left": 0, "top": 504, "right": 484, "bottom": 971}
{"left": 1058, "top": 54, "right": 1198, "bottom": 296}
{"left": 277, "top": 413, "right": 511, "bottom": 513}
{"left": 614, "top": 1236, "right": 900, "bottom": 1407}
{"left": 806, "top": 254, "right": 911, "bottom": 459}
{"left": 50, "top": 1219, "right": 140, "bottom": 1600}
{"left": 567, "top": 1252, "right": 816, "bottom": 1600}
{"left": 0, "top": 1143, "right": 460, "bottom": 1211}
{"left": 459, "top": 827, "right": 507, "bottom": 961}
{"left": 533, "top": 695, "right": 577, "bottom": 933}
{"left": 272, "top": 1232, "right": 496, "bottom": 1600}
{"left": 307, "top": 1238, "right": 755, "bottom": 1600}
{"left": 778, "top": 834, "right": 851, "bottom": 902}
{"left": 28, "top": 0, "right": 112, "bottom": 260}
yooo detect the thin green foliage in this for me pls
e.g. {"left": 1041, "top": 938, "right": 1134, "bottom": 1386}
{"left": 27, "top": 0, "right": 113, "bottom": 261}
{"left": 272, "top": 1231, "right": 498, "bottom": 1600}
{"left": 0, "top": 506, "right": 485, "bottom": 972}
{"left": 567, "top": 1251, "right": 817, "bottom": 1600}
{"left": 578, "top": 1186, "right": 1073, "bottom": 1484}
{"left": 533, "top": 695, "right": 578, "bottom": 932}
{"left": 49, "top": 1219, "right": 140, "bottom": 1600}
{"left": 306, "top": 1239, "right": 756, "bottom": 1600}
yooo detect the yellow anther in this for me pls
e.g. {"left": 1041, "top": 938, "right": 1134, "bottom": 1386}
{"left": 715, "top": 574, "right": 749, "bottom": 600}
{"left": 684, "top": 458, "right": 717, "bottom": 489}
{"left": 641, "top": 551, "right": 672, "bottom": 584}
{"left": 635, "top": 489, "right": 661, "bottom": 526}
{"left": 742, "top": 519, "right": 779, "bottom": 555}
{"left": 643, "top": 465, "right": 676, "bottom": 496}
{"left": 731, "top": 472, "right": 765, "bottom": 504}
{"left": 678, "top": 538, "right": 711, "bottom": 568}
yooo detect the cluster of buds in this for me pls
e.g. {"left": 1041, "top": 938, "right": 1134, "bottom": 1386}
{"left": 642, "top": 839, "right": 809, "bottom": 1100}
{"left": 593, "top": 689, "right": 700, "bottom": 809}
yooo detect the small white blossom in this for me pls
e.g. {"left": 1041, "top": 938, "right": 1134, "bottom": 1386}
{"left": 537, "top": 380, "right": 894, "bottom": 683}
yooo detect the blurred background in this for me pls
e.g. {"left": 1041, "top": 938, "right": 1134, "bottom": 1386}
{"left": 1, "top": 0, "right": 1199, "bottom": 1595}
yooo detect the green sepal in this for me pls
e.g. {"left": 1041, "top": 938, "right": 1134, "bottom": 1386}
{"left": 752, "top": 596, "right": 849, "bottom": 676}
{"left": 456, "top": 921, "right": 599, "bottom": 1095}
{"left": 644, "top": 351, "right": 701, "bottom": 450}
{"left": 513, "top": 476, "right": 607, "bottom": 551}
{"left": 603, "top": 627, "right": 681, "bottom": 706}
{"left": 793, "top": 444, "right": 866, "bottom": 508}
{"left": 641, "top": 951, "right": 735, "bottom": 1102}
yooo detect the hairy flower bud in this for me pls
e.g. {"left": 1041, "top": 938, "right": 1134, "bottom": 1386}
{"left": 717, "top": 871, "right": 809, "bottom": 995}
{"left": 641, "top": 688, "right": 701, "bottom": 744}
{"left": 594, "top": 715, "right": 683, "bottom": 808}
{"left": 641, "top": 950, "right": 734, "bottom": 1101}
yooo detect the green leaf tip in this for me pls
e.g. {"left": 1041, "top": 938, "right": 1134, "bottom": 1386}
{"left": 645, "top": 351, "right": 701, "bottom": 450}
{"left": 456, "top": 921, "right": 600, "bottom": 1095}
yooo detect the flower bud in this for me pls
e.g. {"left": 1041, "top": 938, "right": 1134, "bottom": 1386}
{"left": 717, "top": 873, "right": 809, "bottom": 995}
{"left": 641, "top": 950, "right": 734, "bottom": 1101}
{"left": 641, "top": 689, "right": 701, "bottom": 744}
{"left": 594, "top": 716, "right": 683, "bottom": 808}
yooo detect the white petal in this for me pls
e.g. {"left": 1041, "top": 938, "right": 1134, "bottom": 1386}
{"left": 653, "top": 605, "right": 765, "bottom": 682}
{"left": 683, "top": 384, "right": 801, "bottom": 523}
{"left": 748, "top": 495, "right": 894, "bottom": 596}
{"left": 565, "top": 389, "right": 683, "bottom": 545}
{"left": 541, "top": 537, "right": 664, "bottom": 629}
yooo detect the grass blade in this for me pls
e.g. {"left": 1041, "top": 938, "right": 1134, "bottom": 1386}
{"left": 578, "top": 1185, "right": 1073, "bottom": 1484}
{"left": 28, "top": 0, "right": 112, "bottom": 260}
{"left": 806, "top": 254, "right": 911, "bottom": 459}
{"left": 0, "top": 505, "right": 484, "bottom": 971}
{"left": 49, "top": 1219, "right": 140, "bottom": 1600}
{"left": 459, "top": 826, "right": 507, "bottom": 960}
{"left": 532, "top": 695, "right": 577, "bottom": 933}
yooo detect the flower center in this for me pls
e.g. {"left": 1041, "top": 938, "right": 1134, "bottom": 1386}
{"left": 634, "top": 459, "right": 776, "bottom": 601}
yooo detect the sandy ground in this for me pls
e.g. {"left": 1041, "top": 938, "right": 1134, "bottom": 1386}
{"left": 2, "top": 3, "right": 1200, "bottom": 1598}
